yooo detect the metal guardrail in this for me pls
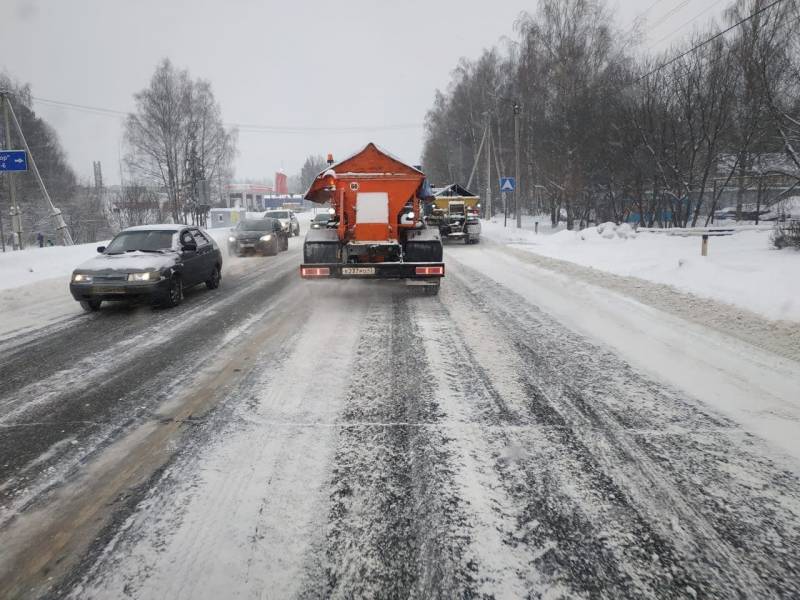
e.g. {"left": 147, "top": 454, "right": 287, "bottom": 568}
{"left": 638, "top": 226, "right": 751, "bottom": 237}
{"left": 637, "top": 226, "right": 742, "bottom": 255}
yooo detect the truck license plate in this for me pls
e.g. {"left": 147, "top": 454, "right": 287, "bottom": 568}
{"left": 342, "top": 267, "right": 375, "bottom": 276}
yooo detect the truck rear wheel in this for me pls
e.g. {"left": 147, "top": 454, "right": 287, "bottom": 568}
{"left": 422, "top": 281, "right": 440, "bottom": 295}
{"left": 404, "top": 241, "right": 443, "bottom": 262}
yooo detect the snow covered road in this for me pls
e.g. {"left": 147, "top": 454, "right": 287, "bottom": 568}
{"left": 1, "top": 235, "right": 799, "bottom": 599}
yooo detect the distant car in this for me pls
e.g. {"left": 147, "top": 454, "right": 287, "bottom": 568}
{"left": 310, "top": 212, "right": 333, "bottom": 229}
{"left": 227, "top": 218, "right": 288, "bottom": 256}
{"left": 264, "top": 209, "right": 300, "bottom": 236}
{"left": 70, "top": 225, "right": 222, "bottom": 311}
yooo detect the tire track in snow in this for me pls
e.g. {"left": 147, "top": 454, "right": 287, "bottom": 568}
{"left": 302, "top": 288, "right": 479, "bottom": 599}
{"left": 442, "top": 257, "right": 800, "bottom": 599}
{"left": 63, "top": 282, "right": 366, "bottom": 600}
{"left": 0, "top": 255, "right": 299, "bottom": 529}
{"left": 413, "top": 286, "right": 689, "bottom": 598}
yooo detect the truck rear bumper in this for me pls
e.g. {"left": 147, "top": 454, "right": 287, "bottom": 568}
{"left": 300, "top": 262, "right": 444, "bottom": 279}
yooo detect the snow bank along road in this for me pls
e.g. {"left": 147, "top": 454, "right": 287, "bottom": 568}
{"left": 1, "top": 235, "right": 799, "bottom": 599}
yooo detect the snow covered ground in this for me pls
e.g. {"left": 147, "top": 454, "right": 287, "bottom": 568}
{"left": 2, "top": 210, "right": 799, "bottom": 599}
{"left": 481, "top": 217, "right": 800, "bottom": 321}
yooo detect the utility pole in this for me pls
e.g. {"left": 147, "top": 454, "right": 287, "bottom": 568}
{"left": 489, "top": 127, "right": 504, "bottom": 224}
{"left": 466, "top": 122, "right": 488, "bottom": 192}
{"left": 2, "top": 93, "right": 23, "bottom": 249}
{"left": 513, "top": 101, "right": 522, "bottom": 229}
{"left": 4, "top": 93, "right": 73, "bottom": 245}
{"left": 485, "top": 117, "right": 492, "bottom": 219}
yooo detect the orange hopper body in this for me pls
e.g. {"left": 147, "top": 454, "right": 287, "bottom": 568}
{"left": 305, "top": 143, "right": 425, "bottom": 245}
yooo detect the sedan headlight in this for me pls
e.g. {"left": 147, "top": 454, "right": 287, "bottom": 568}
{"left": 127, "top": 271, "right": 161, "bottom": 282}
{"left": 259, "top": 234, "right": 273, "bottom": 241}
{"left": 228, "top": 236, "right": 237, "bottom": 243}
{"left": 72, "top": 273, "right": 92, "bottom": 283}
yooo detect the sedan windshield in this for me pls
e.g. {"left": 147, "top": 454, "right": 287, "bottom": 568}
{"left": 105, "top": 230, "right": 176, "bottom": 253}
{"left": 237, "top": 219, "right": 273, "bottom": 231}
{"left": 265, "top": 211, "right": 289, "bottom": 219}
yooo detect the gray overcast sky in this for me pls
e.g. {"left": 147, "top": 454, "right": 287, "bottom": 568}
{"left": 1, "top": 0, "right": 729, "bottom": 186}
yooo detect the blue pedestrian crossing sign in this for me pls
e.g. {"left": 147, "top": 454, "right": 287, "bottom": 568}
{"left": 499, "top": 177, "right": 515, "bottom": 192}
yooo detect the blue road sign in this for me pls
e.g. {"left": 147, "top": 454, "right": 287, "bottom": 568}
{"left": 0, "top": 150, "right": 28, "bottom": 172}
{"left": 499, "top": 177, "right": 515, "bottom": 192}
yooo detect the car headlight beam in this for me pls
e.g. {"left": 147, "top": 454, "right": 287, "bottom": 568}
{"left": 127, "top": 271, "right": 160, "bottom": 282}
{"left": 72, "top": 273, "right": 92, "bottom": 283}
{"left": 260, "top": 234, "right": 273, "bottom": 242}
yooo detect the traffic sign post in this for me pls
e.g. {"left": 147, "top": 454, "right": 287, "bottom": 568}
{"left": 2, "top": 93, "right": 24, "bottom": 249}
{"left": 0, "top": 150, "right": 27, "bottom": 172}
{"left": 499, "top": 177, "right": 516, "bottom": 192}
{"left": 1, "top": 92, "right": 74, "bottom": 245}
{"left": 500, "top": 177, "right": 515, "bottom": 228}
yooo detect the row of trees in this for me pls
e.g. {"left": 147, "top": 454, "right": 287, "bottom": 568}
{"left": 422, "top": 0, "right": 800, "bottom": 229}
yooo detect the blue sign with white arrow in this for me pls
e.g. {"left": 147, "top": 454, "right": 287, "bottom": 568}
{"left": 0, "top": 150, "right": 28, "bottom": 172}
{"left": 499, "top": 177, "right": 515, "bottom": 192}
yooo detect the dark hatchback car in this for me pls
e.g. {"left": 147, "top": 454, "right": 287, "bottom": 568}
{"left": 310, "top": 212, "right": 333, "bottom": 229}
{"left": 70, "top": 225, "right": 223, "bottom": 311}
{"left": 227, "top": 218, "right": 288, "bottom": 256}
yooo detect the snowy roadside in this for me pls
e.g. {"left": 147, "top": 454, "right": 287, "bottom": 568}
{"left": 447, "top": 244, "right": 800, "bottom": 463}
{"left": 480, "top": 218, "right": 800, "bottom": 322}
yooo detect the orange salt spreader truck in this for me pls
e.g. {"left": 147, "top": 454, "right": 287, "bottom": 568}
{"left": 300, "top": 143, "right": 444, "bottom": 294}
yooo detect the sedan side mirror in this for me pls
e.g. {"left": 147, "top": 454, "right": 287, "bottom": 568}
{"left": 182, "top": 241, "right": 197, "bottom": 252}
{"left": 97, "top": 246, "right": 106, "bottom": 253}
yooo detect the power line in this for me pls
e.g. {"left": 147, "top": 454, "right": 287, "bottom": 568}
{"left": 32, "top": 96, "right": 128, "bottom": 117}
{"left": 636, "top": 0, "right": 672, "bottom": 20}
{"left": 232, "top": 122, "right": 423, "bottom": 133}
{"left": 635, "top": 0, "right": 787, "bottom": 83}
{"left": 649, "top": 0, "right": 727, "bottom": 50}
{"left": 625, "top": 0, "right": 672, "bottom": 35}
{"left": 646, "top": 0, "right": 695, "bottom": 33}
{"left": 28, "top": 94, "right": 424, "bottom": 133}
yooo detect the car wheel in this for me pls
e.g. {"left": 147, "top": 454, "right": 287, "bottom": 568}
{"left": 205, "top": 265, "right": 221, "bottom": 289}
{"left": 80, "top": 299, "right": 102, "bottom": 312}
{"left": 164, "top": 276, "right": 183, "bottom": 308}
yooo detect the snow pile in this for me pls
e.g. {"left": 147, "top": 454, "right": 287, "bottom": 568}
{"left": 0, "top": 242, "right": 106, "bottom": 292}
{"left": 481, "top": 219, "right": 800, "bottom": 321}
{"left": 594, "top": 222, "right": 637, "bottom": 240}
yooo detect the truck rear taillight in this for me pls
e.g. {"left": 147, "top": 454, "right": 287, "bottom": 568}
{"left": 301, "top": 267, "right": 330, "bottom": 277}
{"left": 415, "top": 266, "right": 444, "bottom": 276}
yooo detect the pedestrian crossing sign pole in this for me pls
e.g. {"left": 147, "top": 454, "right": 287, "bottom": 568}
{"left": 499, "top": 178, "right": 515, "bottom": 227}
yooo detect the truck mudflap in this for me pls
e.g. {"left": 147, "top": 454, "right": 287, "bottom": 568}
{"left": 300, "top": 262, "right": 444, "bottom": 279}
